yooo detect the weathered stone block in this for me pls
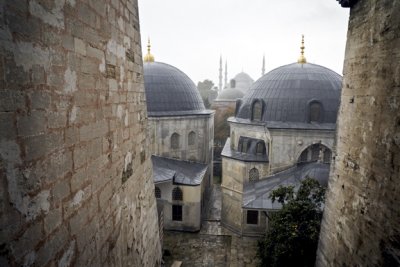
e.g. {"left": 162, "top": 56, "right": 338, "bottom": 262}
{"left": 44, "top": 207, "right": 62, "bottom": 234}
{"left": 74, "top": 37, "right": 86, "bottom": 56}
{"left": 0, "top": 112, "right": 16, "bottom": 140}
{"left": 17, "top": 110, "right": 46, "bottom": 136}
{"left": 10, "top": 221, "right": 43, "bottom": 260}
{"left": 30, "top": 90, "right": 50, "bottom": 109}
{"left": 0, "top": 90, "right": 26, "bottom": 112}
{"left": 51, "top": 178, "right": 71, "bottom": 202}
{"left": 35, "top": 225, "right": 69, "bottom": 267}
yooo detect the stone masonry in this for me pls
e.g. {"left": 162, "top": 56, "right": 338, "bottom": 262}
{"left": 0, "top": 0, "right": 161, "bottom": 266}
{"left": 317, "top": 0, "right": 400, "bottom": 266}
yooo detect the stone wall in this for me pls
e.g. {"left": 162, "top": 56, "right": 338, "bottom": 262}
{"left": 156, "top": 182, "right": 203, "bottom": 232}
{"left": 229, "top": 120, "right": 335, "bottom": 174}
{"left": 316, "top": 0, "right": 400, "bottom": 266}
{"left": 0, "top": 0, "right": 161, "bottom": 266}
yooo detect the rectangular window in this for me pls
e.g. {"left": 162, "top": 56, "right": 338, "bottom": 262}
{"left": 247, "top": 210, "right": 258, "bottom": 225}
{"left": 172, "top": 205, "right": 182, "bottom": 221}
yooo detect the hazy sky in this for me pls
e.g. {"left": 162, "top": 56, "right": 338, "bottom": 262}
{"left": 138, "top": 0, "right": 349, "bottom": 86}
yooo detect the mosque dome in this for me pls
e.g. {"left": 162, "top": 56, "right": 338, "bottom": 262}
{"left": 235, "top": 62, "right": 342, "bottom": 123}
{"left": 143, "top": 61, "right": 205, "bottom": 114}
{"left": 231, "top": 72, "right": 254, "bottom": 93}
{"left": 216, "top": 88, "right": 244, "bottom": 100}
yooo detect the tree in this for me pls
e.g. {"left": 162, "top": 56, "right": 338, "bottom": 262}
{"left": 197, "top": 80, "right": 214, "bottom": 108}
{"left": 257, "top": 177, "right": 326, "bottom": 267}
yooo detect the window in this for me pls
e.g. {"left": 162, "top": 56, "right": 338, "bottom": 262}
{"left": 238, "top": 138, "right": 243, "bottom": 152}
{"left": 155, "top": 187, "right": 161, "bottom": 198}
{"left": 298, "top": 144, "right": 332, "bottom": 164}
{"left": 311, "top": 144, "right": 320, "bottom": 161}
{"left": 188, "top": 131, "right": 196, "bottom": 146}
{"left": 299, "top": 149, "right": 309, "bottom": 163}
{"left": 171, "top": 133, "right": 180, "bottom": 149}
{"left": 252, "top": 101, "right": 262, "bottom": 121}
{"left": 247, "top": 210, "right": 258, "bottom": 225}
{"left": 323, "top": 149, "right": 332, "bottom": 163}
{"left": 242, "top": 139, "right": 248, "bottom": 153}
{"left": 172, "top": 205, "right": 182, "bottom": 221}
{"left": 235, "top": 99, "right": 242, "bottom": 116}
{"left": 249, "top": 168, "right": 260, "bottom": 182}
{"left": 256, "top": 142, "right": 266, "bottom": 155}
{"left": 172, "top": 187, "right": 183, "bottom": 201}
{"left": 309, "top": 102, "right": 322, "bottom": 123}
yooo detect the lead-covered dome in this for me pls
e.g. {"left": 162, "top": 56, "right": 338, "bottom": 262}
{"left": 143, "top": 62, "right": 205, "bottom": 115}
{"left": 236, "top": 63, "right": 342, "bottom": 124}
{"left": 232, "top": 72, "right": 254, "bottom": 93}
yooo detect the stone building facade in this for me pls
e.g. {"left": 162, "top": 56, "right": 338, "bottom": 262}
{"left": 143, "top": 58, "right": 214, "bottom": 232}
{"left": 221, "top": 61, "right": 342, "bottom": 236}
{"left": 0, "top": 0, "right": 161, "bottom": 266}
{"left": 316, "top": 0, "right": 400, "bottom": 266}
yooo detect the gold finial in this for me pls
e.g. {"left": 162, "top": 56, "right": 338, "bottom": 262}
{"left": 144, "top": 38, "right": 154, "bottom": 62}
{"left": 297, "top": 34, "right": 307, "bottom": 64}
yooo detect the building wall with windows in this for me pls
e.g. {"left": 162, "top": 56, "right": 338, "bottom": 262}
{"left": 154, "top": 182, "right": 204, "bottom": 232}
{"left": 148, "top": 115, "right": 213, "bottom": 165}
{"left": 221, "top": 62, "right": 341, "bottom": 236}
{"left": 148, "top": 114, "right": 214, "bottom": 189}
{"left": 143, "top": 60, "right": 214, "bottom": 233}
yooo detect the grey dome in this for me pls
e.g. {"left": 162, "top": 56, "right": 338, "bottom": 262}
{"left": 232, "top": 72, "right": 254, "bottom": 93}
{"left": 143, "top": 62, "right": 205, "bottom": 114}
{"left": 236, "top": 63, "right": 342, "bottom": 123}
{"left": 217, "top": 88, "right": 244, "bottom": 100}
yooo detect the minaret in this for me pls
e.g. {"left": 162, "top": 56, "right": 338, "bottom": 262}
{"left": 297, "top": 34, "right": 307, "bottom": 64}
{"left": 261, "top": 54, "right": 266, "bottom": 76}
{"left": 224, "top": 60, "right": 228, "bottom": 89}
{"left": 218, "top": 55, "right": 223, "bottom": 92}
{"left": 144, "top": 38, "right": 155, "bottom": 62}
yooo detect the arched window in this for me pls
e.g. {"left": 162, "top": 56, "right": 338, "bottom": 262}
{"left": 311, "top": 144, "right": 320, "bottom": 161}
{"left": 309, "top": 102, "right": 322, "bottom": 123}
{"left": 323, "top": 149, "right": 332, "bottom": 163}
{"left": 155, "top": 187, "right": 161, "bottom": 198}
{"left": 171, "top": 133, "right": 180, "bottom": 149}
{"left": 252, "top": 100, "right": 262, "bottom": 121}
{"left": 172, "top": 187, "right": 183, "bottom": 201}
{"left": 188, "top": 131, "right": 196, "bottom": 146}
{"left": 299, "top": 149, "right": 309, "bottom": 163}
{"left": 256, "top": 142, "right": 266, "bottom": 155}
{"left": 235, "top": 99, "right": 242, "bottom": 116}
{"left": 249, "top": 168, "right": 260, "bottom": 182}
{"left": 298, "top": 144, "right": 332, "bottom": 164}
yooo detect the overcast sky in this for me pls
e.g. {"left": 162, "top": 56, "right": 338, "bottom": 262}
{"left": 138, "top": 0, "right": 349, "bottom": 87}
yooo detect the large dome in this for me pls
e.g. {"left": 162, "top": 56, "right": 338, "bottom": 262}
{"left": 143, "top": 62, "right": 205, "bottom": 114}
{"left": 232, "top": 72, "right": 254, "bottom": 93}
{"left": 236, "top": 63, "right": 342, "bottom": 123}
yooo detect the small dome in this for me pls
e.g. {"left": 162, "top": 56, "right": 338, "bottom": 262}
{"left": 232, "top": 72, "right": 254, "bottom": 93}
{"left": 216, "top": 88, "right": 244, "bottom": 100}
{"left": 144, "top": 62, "right": 205, "bottom": 114}
{"left": 236, "top": 63, "right": 342, "bottom": 123}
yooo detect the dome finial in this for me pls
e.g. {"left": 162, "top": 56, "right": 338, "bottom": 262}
{"left": 297, "top": 34, "right": 307, "bottom": 64}
{"left": 144, "top": 38, "right": 155, "bottom": 62}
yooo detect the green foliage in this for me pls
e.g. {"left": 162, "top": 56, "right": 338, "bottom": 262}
{"left": 257, "top": 177, "right": 326, "bottom": 267}
{"left": 197, "top": 80, "right": 214, "bottom": 108}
